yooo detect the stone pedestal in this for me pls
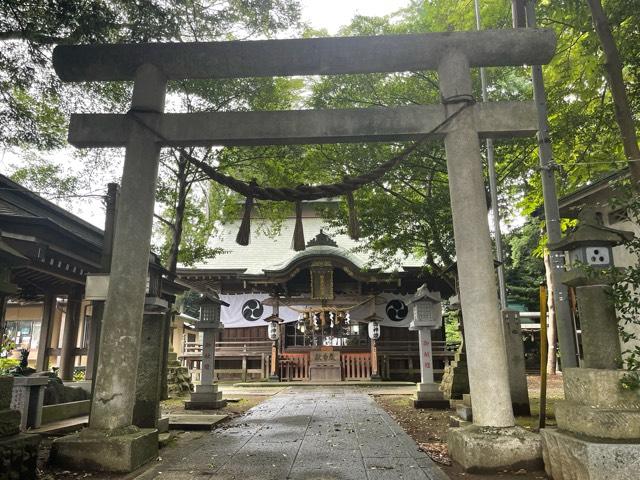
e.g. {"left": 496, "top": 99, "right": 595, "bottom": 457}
{"left": 541, "top": 429, "right": 640, "bottom": 480}
{"left": 448, "top": 425, "right": 542, "bottom": 472}
{"left": 541, "top": 368, "right": 640, "bottom": 479}
{"left": 440, "top": 346, "right": 469, "bottom": 400}
{"left": 10, "top": 376, "right": 49, "bottom": 430}
{"left": 51, "top": 427, "right": 158, "bottom": 472}
{"left": 414, "top": 382, "right": 449, "bottom": 409}
{"left": 185, "top": 383, "right": 226, "bottom": 410}
{"left": 555, "top": 368, "right": 640, "bottom": 439}
{"left": 166, "top": 351, "right": 192, "bottom": 396}
{"left": 0, "top": 376, "right": 41, "bottom": 480}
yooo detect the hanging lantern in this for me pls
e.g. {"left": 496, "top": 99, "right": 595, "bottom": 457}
{"left": 368, "top": 320, "right": 381, "bottom": 340}
{"left": 268, "top": 322, "right": 279, "bottom": 341}
{"left": 264, "top": 313, "right": 282, "bottom": 341}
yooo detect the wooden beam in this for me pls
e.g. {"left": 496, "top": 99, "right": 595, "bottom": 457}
{"left": 53, "top": 29, "right": 556, "bottom": 82}
{"left": 68, "top": 101, "right": 538, "bottom": 148}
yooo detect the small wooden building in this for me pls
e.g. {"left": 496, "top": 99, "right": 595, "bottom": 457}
{"left": 0, "top": 174, "right": 185, "bottom": 379}
{"left": 178, "top": 201, "right": 455, "bottom": 382}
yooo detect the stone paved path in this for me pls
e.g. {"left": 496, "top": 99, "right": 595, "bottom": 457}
{"left": 139, "top": 387, "right": 448, "bottom": 480}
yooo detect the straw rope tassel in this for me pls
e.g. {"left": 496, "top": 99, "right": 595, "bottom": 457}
{"left": 346, "top": 191, "right": 361, "bottom": 240}
{"left": 292, "top": 201, "right": 306, "bottom": 251}
{"left": 236, "top": 194, "right": 254, "bottom": 246}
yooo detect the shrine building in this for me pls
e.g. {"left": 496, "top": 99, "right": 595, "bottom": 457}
{"left": 177, "top": 200, "right": 455, "bottom": 382}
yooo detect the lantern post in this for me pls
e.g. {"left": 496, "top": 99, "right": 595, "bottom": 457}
{"left": 265, "top": 314, "right": 281, "bottom": 381}
{"left": 542, "top": 207, "right": 640, "bottom": 480}
{"left": 185, "top": 293, "right": 228, "bottom": 409}
{"left": 410, "top": 285, "right": 449, "bottom": 409}
{"left": 367, "top": 315, "right": 382, "bottom": 380}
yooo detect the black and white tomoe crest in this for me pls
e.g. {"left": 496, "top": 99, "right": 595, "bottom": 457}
{"left": 385, "top": 300, "right": 408, "bottom": 322}
{"left": 241, "top": 299, "right": 264, "bottom": 321}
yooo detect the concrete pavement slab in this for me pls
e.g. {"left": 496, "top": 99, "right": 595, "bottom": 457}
{"left": 136, "top": 387, "right": 446, "bottom": 480}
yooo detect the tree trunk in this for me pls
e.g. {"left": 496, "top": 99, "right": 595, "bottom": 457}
{"left": 167, "top": 154, "right": 189, "bottom": 274}
{"left": 586, "top": 0, "right": 640, "bottom": 189}
{"left": 544, "top": 253, "right": 558, "bottom": 375}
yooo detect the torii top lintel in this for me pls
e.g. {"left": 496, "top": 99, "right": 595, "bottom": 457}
{"left": 53, "top": 29, "right": 555, "bottom": 82}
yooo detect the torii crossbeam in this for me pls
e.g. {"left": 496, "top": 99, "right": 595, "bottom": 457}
{"left": 50, "top": 28, "right": 556, "bottom": 472}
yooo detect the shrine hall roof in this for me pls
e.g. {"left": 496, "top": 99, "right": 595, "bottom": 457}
{"left": 185, "top": 214, "right": 424, "bottom": 277}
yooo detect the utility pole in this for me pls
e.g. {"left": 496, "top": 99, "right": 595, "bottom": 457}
{"left": 474, "top": 0, "right": 508, "bottom": 310}
{"left": 524, "top": 0, "right": 578, "bottom": 368}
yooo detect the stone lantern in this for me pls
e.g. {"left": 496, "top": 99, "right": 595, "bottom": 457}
{"left": 548, "top": 208, "right": 633, "bottom": 370}
{"left": 409, "top": 285, "right": 448, "bottom": 408}
{"left": 542, "top": 207, "right": 639, "bottom": 480}
{"left": 185, "top": 292, "right": 229, "bottom": 410}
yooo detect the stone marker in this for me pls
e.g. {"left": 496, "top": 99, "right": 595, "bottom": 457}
{"left": 502, "top": 310, "right": 531, "bottom": 416}
{"left": 0, "top": 376, "right": 41, "bottom": 479}
{"left": 10, "top": 376, "right": 49, "bottom": 430}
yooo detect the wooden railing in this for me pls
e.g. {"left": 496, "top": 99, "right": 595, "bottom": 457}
{"left": 342, "top": 353, "right": 371, "bottom": 380}
{"left": 279, "top": 353, "right": 309, "bottom": 381}
{"left": 189, "top": 354, "right": 272, "bottom": 383}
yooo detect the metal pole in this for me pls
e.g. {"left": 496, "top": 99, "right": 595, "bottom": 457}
{"left": 474, "top": 0, "right": 508, "bottom": 309}
{"left": 524, "top": 0, "right": 578, "bottom": 368}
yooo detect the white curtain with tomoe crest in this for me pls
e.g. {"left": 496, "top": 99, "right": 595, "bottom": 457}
{"left": 219, "top": 293, "right": 416, "bottom": 328}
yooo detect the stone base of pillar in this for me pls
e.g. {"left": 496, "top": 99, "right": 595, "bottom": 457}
{"left": 51, "top": 427, "right": 158, "bottom": 473}
{"left": 447, "top": 425, "right": 542, "bottom": 472}
{"left": 184, "top": 384, "right": 226, "bottom": 410}
{"left": 0, "top": 432, "right": 41, "bottom": 479}
{"left": 512, "top": 402, "right": 531, "bottom": 417}
{"left": 370, "top": 374, "right": 382, "bottom": 381}
{"left": 541, "top": 428, "right": 640, "bottom": 480}
{"left": 268, "top": 375, "right": 280, "bottom": 382}
{"left": 555, "top": 368, "right": 640, "bottom": 440}
{"left": 157, "top": 416, "right": 169, "bottom": 434}
{"left": 414, "top": 383, "right": 449, "bottom": 409}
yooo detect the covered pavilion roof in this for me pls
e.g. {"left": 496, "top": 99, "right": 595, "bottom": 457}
{"left": 177, "top": 203, "right": 452, "bottom": 297}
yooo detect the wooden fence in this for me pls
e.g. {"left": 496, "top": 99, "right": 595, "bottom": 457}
{"left": 279, "top": 353, "right": 309, "bottom": 381}
{"left": 342, "top": 353, "right": 371, "bottom": 380}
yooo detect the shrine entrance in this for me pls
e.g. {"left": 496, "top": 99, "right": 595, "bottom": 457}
{"left": 50, "top": 28, "right": 557, "bottom": 472}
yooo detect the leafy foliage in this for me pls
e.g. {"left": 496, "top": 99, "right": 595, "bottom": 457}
{"left": 0, "top": 0, "right": 301, "bottom": 148}
{"left": 502, "top": 221, "right": 546, "bottom": 310}
{"left": 607, "top": 180, "right": 640, "bottom": 388}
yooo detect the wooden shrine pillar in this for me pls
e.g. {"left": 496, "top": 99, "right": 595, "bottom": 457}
{"left": 59, "top": 288, "right": 82, "bottom": 381}
{"left": 35, "top": 294, "right": 56, "bottom": 372}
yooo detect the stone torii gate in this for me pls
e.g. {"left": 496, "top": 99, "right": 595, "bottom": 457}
{"left": 51, "top": 29, "right": 556, "bottom": 472}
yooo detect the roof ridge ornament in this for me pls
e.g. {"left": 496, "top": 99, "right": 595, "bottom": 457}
{"left": 306, "top": 229, "right": 338, "bottom": 248}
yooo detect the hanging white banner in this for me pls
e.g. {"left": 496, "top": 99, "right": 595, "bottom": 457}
{"left": 219, "top": 293, "right": 418, "bottom": 329}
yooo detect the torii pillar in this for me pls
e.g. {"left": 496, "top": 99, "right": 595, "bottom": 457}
{"left": 440, "top": 52, "right": 541, "bottom": 471}
{"left": 51, "top": 64, "right": 165, "bottom": 472}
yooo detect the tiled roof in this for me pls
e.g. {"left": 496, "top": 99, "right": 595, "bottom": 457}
{"left": 187, "top": 214, "right": 424, "bottom": 276}
{"left": 0, "top": 174, "right": 103, "bottom": 248}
